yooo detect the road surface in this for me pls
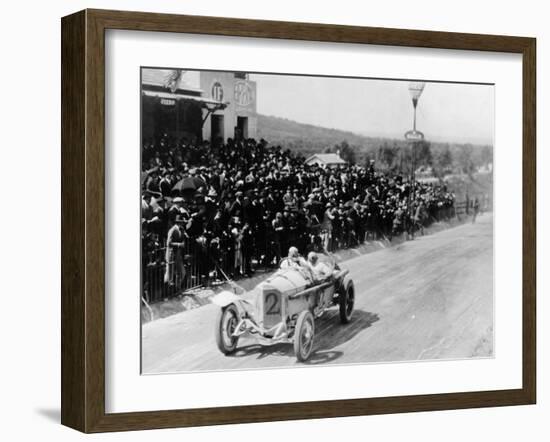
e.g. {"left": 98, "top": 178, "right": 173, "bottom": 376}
{"left": 142, "top": 214, "right": 493, "bottom": 373}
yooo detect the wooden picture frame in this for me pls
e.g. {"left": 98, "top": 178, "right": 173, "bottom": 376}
{"left": 61, "top": 9, "right": 536, "bottom": 433}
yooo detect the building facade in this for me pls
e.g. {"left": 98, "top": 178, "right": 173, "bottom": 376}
{"left": 304, "top": 153, "right": 347, "bottom": 168}
{"left": 141, "top": 69, "right": 257, "bottom": 144}
{"left": 200, "top": 71, "right": 257, "bottom": 142}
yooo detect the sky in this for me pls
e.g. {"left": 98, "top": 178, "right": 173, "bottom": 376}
{"left": 249, "top": 73, "right": 494, "bottom": 145}
{"left": 181, "top": 70, "right": 494, "bottom": 145}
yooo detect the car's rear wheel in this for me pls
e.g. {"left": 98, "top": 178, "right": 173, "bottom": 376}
{"left": 339, "top": 281, "right": 355, "bottom": 324}
{"left": 215, "top": 304, "right": 240, "bottom": 354}
{"left": 294, "top": 310, "right": 315, "bottom": 362}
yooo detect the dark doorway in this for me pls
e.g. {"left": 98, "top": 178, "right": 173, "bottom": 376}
{"left": 211, "top": 114, "right": 224, "bottom": 142}
{"left": 236, "top": 116, "right": 248, "bottom": 140}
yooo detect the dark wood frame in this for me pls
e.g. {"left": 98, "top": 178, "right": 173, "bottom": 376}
{"left": 61, "top": 8, "right": 536, "bottom": 433}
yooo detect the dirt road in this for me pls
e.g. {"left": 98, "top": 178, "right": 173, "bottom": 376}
{"left": 142, "top": 214, "right": 493, "bottom": 373}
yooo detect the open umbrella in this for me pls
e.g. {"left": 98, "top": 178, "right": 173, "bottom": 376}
{"left": 172, "top": 176, "right": 207, "bottom": 194}
{"left": 141, "top": 166, "right": 160, "bottom": 186}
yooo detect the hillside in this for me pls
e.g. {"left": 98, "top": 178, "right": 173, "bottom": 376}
{"left": 255, "top": 114, "right": 493, "bottom": 176}
{"left": 256, "top": 114, "right": 380, "bottom": 160}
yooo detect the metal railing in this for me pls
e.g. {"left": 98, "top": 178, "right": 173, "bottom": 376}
{"left": 142, "top": 199, "right": 490, "bottom": 304}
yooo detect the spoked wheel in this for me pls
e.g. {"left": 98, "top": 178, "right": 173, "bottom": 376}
{"left": 294, "top": 310, "right": 315, "bottom": 362}
{"left": 339, "top": 281, "right": 355, "bottom": 324}
{"left": 215, "top": 304, "right": 240, "bottom": 354}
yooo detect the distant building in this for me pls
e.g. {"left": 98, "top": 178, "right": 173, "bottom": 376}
{"left": 141, "top": 69, "right": 257, "bottom": 143}
{"left": 304, "top": 153, "right": 347, "bottom": 168}
{"left": 415, "top": 165, "right": 434, "bottom": 179}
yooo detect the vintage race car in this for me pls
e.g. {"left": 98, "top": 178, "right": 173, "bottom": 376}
{"left": 212, "top": 255, "right": 355, "bottom": 362}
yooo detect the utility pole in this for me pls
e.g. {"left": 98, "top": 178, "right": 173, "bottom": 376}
{"left": 404, "top": 82, "right": 426, "bottom": 239}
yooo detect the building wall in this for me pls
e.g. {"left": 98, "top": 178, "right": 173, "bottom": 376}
{"left": 141, "top": 94, "right": 203, "bottom": 142}
{"left": 200, "top": 71, "right": 258, "bottom": 141}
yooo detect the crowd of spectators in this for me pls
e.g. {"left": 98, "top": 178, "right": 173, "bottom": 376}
{"left": 141, "top": 135, "right": 455, "bottom": 298}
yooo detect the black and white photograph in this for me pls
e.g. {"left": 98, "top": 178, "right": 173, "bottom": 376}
{"left": 140, "top": 67, "right": 494, "bottom": 373}
{"left": 1, "top": 0, "right": 544, "bottom": 437}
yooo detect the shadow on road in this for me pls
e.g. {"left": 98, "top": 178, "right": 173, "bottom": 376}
{"left": 313, "top": 309, "right": 380, "bottom": 353}
{"left": 302, "top": 350, "right": 344, "bottom": 365}
{"left": 227, "top": 309, "right": 379, "bottom": 365}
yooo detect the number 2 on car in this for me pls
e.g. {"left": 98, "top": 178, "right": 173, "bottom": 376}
{"left": 262, "top": 291, "right": 282, "bottom": 328}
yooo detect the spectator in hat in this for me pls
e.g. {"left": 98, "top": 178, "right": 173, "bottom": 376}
{"left": 145, "top": 168, "right": 160, "bottom": 193}
{"left": 164, "top": 215, "right": 187, "bottom": 289}
{"left": 321, "top": 202, "right": 335, "bottom": 251}
{"left": 167, "top": 196, "right": 187, "bottom": 227}
{"left": 271, "top": 212, "right": 285, "bottom": 264}
{"left": 141, "top": 191, "right": 154, "bottom": 222}
{"left": 230, "top": 223, "right": 244, "bottom": 277}
{"left": 159, "top": 170, "right": 173, "bottom": 197}
{"left": 142, "top": 191, "right": 161, "bottom": 229}
{"left": 283, "top": 188, "right": 294, "bottom": 207}
{"left": 472, "top": 197, "right": 480, "bottom": 224}
{"left": 149, "top": 195, "right": 167, "bottom": 236}
{"left": 230, "top": 191, "right": 244, "bottom": 218}
{"left": 241, "top": 222, "right": 254, "bottom": 276}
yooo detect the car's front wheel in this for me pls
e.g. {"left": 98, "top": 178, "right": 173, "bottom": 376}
{"left": 294, "top": 310, "right": 315, "bottom": 362}
{"left": 215, "top": 304, "right": 240, "bottom": 354}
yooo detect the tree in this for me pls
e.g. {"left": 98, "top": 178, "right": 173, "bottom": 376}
{"left": 432, "top": 143, "right": 453, "bottom": 178}
{"left": 414, "top": 140, "right": 432, "bottom": 167}
{"left": 375, "top": 141, "right": 401, "bottom": 172}
{"left": 455, "top": 144, "right": 476, "bottom": 177}
{"left": 479, "top": 144, "right": 493, "bottom": 167}
{"left": 324, "top": 140, "right": 357, "bottom": 164}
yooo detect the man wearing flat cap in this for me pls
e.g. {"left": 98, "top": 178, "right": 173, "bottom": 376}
{"left": 167, "top": 196, "right": 188, "bottom": 227}
{"left": 230, "top": 191, "right": 244, "bottom": 218}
